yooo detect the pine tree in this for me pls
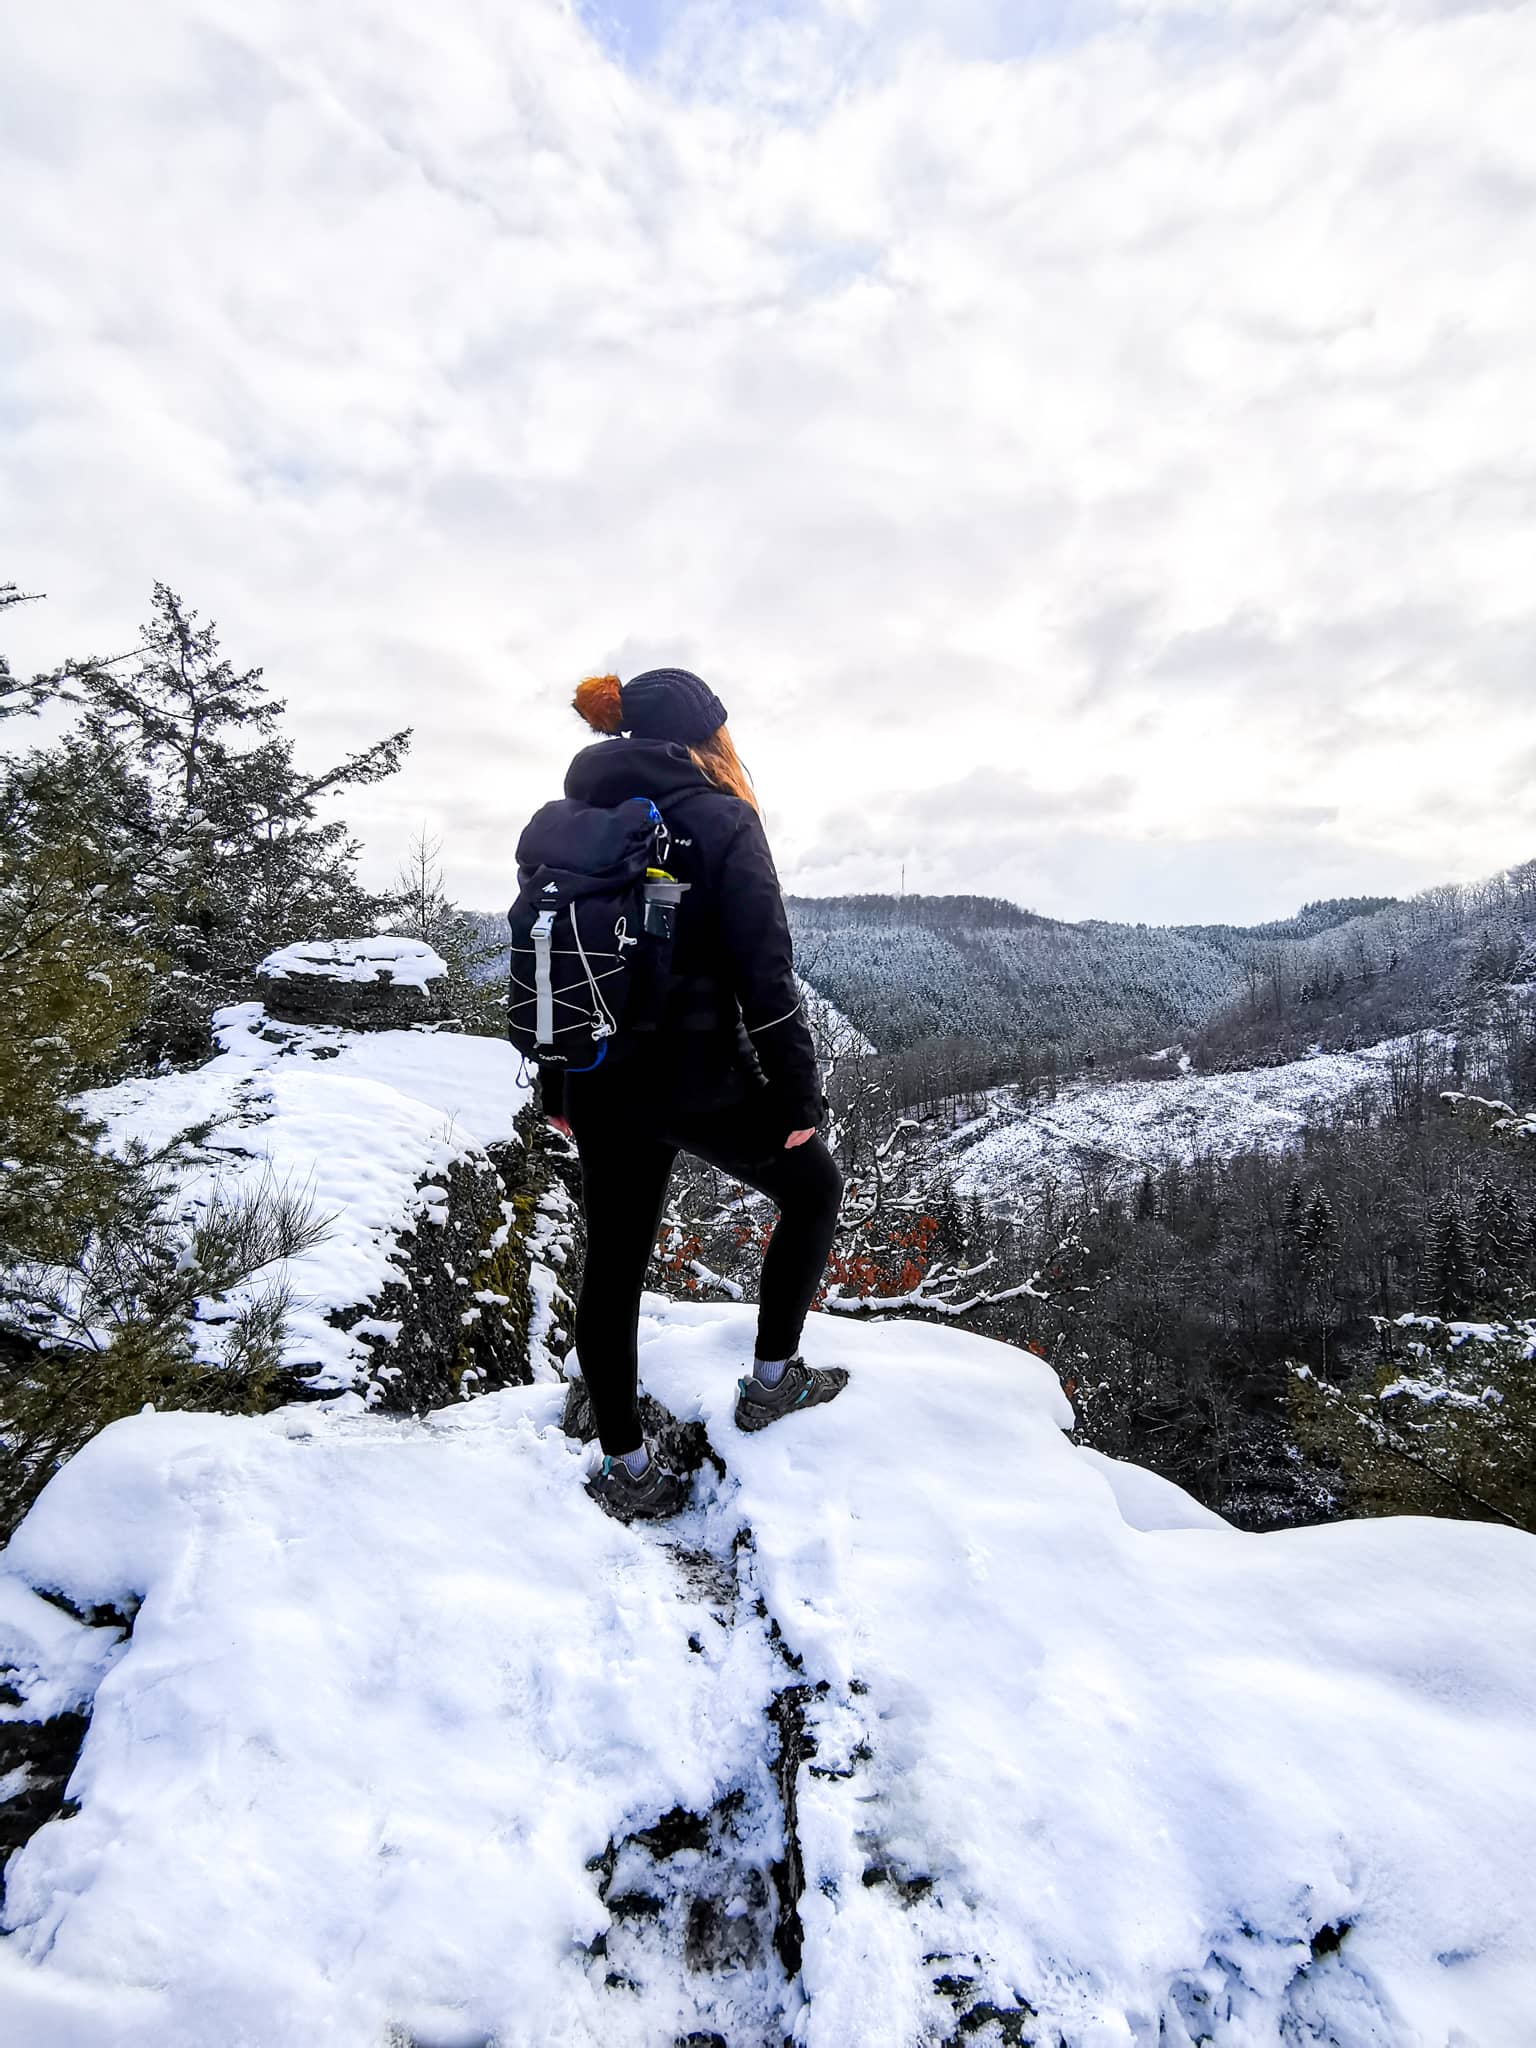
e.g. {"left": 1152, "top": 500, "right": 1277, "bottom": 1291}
{"left": 0, "top": 743, "right": 153, "bottom": 1277}
{"left": 3, "top": 608, "right": 158, "bottom": 1303}
{"left": 1298, "top": 1187, "right": 1337, "bottom": 1274}
{"left": 1425, "top": 1200, "right": 1476, "bottom": 1321}
{"left": 40, "top": 584, "right": 412, "bottom": 1060}
{"left": 1, "top": 592, "right": 341, "bottom": 1536}
{"left": 1512, "top": 1203, "right": 1536, "bottom": 1304}
{"left": 0, "top": 583, "right": 52, "bottom": 720}
{"left": 931, "top": 1176, "right": 969, "bottom": 1264}
{"left": 1472, "top": 1177, "right": 1510, "bottom": 1296}
{"left": 1293, "top": 1184, "right": 1339, "bottom": 1373}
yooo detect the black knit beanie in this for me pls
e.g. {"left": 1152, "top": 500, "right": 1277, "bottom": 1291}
{"left": 621, "top": 668, "right": 728, "bottom": 745}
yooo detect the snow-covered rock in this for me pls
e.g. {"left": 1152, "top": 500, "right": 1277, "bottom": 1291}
{"left": 78, "top": 1003, "right": 536, "bottom": 1400}
{"left": 2, "top": 1304, "right": 1533, "bottom": 2047}
{"left": 258, "top": 936, "right": 449, "bottom": 988}
{"left": 256, "top": 936, "right": 452, "bottom": 1028}
{"left": 1440, "top": 1091, "right": 1536, "bottom": 1144}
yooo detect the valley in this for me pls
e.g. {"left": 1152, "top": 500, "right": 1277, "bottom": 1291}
{"left": 941, "top": 1034, "right": 1454, "bottom": 1211}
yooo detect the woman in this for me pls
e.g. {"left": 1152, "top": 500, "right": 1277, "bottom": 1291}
{"left": 545, "top": 666, "right": 847, "bottom": 1521}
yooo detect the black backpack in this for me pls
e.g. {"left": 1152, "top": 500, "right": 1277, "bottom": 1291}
{"left": 506, "top": 795, "right": 686, "bottom": 1072}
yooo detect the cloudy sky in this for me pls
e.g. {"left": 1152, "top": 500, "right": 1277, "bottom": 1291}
{"left": 4, "top": 0, "right": 1535, "bottom": 924}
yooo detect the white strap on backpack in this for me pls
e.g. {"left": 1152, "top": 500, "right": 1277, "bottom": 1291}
{"left": 531, "top": 909, "right": 556, "bottom": 1048}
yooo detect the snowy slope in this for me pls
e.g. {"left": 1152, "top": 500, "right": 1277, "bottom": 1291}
{"left": 797, "top": 976, "right": 877, "bottom": 1060}
{"left": 947, "top": 1035, "right": 1450, "bottom": 1204}
{"left": 4, "top": 1305, "right": 1534, "bottom": 2047}
{"left": 77, "top": 1004, "right": 530, "bottom": 1387}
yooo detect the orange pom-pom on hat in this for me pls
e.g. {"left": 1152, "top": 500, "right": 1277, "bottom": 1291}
{"left": 573, "top": 673, "right": 625, "bottom": 734}
{"left": 573, "top": 667, "right": 728, "bottom": 742}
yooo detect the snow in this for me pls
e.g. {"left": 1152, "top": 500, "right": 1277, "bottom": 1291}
{"left": 1441, "top": 1092, "right": 1536, "bottom": 1144}
{"left": 651, "top": 1313, "right": 1536, "bottom": 2047}
{"left": 1386, "top": 1314, "right": 1536, "bottom": 1363}
{"left": 75, "top": 1005, "right": 529, "bottom": 1388}
{"left": 1377, "top": 1376, "right": 1495, "bottom": 1411}
{"left": 258, "top": 935, "right": 448, "bottom": 989}
{"left": 797, "top": 976, "right": 876, "bottom": 1059}
{"left": 5, "top": 1303, "right": 1535, "bottom": 2046}
{"left": 0, "top": 1388, "right": 784, "bottom": 2048}
{"left": 0, "top": 1580, "right": 124, "bottom": 1726}
{"left": 947, "top": 1035, "right": 1452, "bottom": 1203}
{"left": 526, "top": 1178, "right": 577, "bottom": 1382}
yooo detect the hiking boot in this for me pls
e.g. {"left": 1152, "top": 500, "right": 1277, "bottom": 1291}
{"left": 734, "top": 1357, "right": 850, "bottom": 1433}
{"left": 586, "top": 1451, "right": 687, "bottom": 1522}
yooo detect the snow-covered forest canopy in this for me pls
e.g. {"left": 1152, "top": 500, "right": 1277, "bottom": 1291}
{"left": 783, "top": 880, "right": 1536, "bottom": 1073}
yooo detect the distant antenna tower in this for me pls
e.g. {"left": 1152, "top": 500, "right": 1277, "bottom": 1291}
{"left": 899, "top": 862, "right": 905, "bottom": 901}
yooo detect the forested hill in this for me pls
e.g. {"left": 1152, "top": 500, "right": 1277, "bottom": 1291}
{"left": 785, "top": 895, "right": 1244, "bottom": 1057}
{"left": 468, "top": 868, "right": 1536, "bottom": 1066}
{"left": 790, "top": 892, "right": 1395, "bottom": 942}
{"left": 787, "top": 871, "right": 1536, "bottom": 1060}
{"left": 782, "top": 892, "right": 1051, "bottom": 931}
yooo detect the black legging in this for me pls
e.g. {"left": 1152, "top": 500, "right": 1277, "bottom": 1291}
{"left": 565, "top": 1083, "right": 843, "bottom": 1457}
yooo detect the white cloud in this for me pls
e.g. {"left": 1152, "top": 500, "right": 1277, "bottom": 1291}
{"left": 2, "top": 0, "right": 1534, "bottom": 925}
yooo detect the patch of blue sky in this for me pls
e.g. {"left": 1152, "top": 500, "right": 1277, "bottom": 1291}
{"left": 792, "top": 241, "right": 884, "bottom": 297}
{"left": 578, "top": 0, "right": 1151, "bottom": 76}
{"left": 240, "top": 450, "right": 319, "bottom": 502}
{"left": 0, "top": 343, "right": 37, "bottom": 438}
{"left": 890, "top": 0, "right": 1257, "bottom": 67}
{"left": 576, "top": 0, "right": 692, "bottom": 70}
{"left": 578, "top": 0, "right": 905, "bottom": 77}
{"left": 890, "top": 0, "right": 1124, "bottom": 63}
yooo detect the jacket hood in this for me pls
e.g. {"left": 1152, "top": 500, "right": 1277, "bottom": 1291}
{"left": 564, "top": 736, "right": 719, "bottom": 813}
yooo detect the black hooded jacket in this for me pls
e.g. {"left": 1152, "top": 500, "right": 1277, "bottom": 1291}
{"left": 544, "top": 737, "right": 823, "bottom": 1132}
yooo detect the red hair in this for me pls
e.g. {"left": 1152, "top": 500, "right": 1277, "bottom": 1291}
{"left": 573, "top": 672, "right": 624, "bottom": 733}
{"left": 687, "top": 725, "right": 759, "bottom": 815}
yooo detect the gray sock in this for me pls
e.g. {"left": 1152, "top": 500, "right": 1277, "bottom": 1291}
{"left": 621, "top": 1442, "right": 651, "bottom": 1477}
{"left": 753, "top": 1355, "right": 790, "bottom": 1389}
